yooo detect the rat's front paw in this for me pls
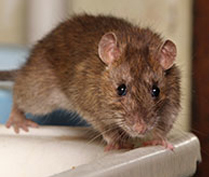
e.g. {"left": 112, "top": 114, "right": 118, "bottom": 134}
{"left": 6, "top": 106, "right": 39, "bottom": 133}
{"left": 104, "top": 143, "right": 120, "bottom": 151}
{"left": 6, "top": 117, "right": 39, "bottom": 134}
{"left": 103, "top": 132, "right": 134, "bottom": 151}
{"left": 143, "top": 139, "right": 174, "bottom": 150}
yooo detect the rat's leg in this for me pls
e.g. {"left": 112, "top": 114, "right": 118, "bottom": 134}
{"left": 103, "top": 132, "right": 121, "bottom": 151}
{"left": 6, "top": 104, "right": 39, "bottom": 133}
{"left": 102, "top": 129, "right": 134, "bottom": 151}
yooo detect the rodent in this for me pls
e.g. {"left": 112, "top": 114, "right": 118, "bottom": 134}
{"left": 0, "top": 14, "right": 181, "bottom": 151}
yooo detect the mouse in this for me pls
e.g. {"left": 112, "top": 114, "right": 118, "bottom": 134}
{"left": 0, "top": 14, "right": 181, "bottom": 151}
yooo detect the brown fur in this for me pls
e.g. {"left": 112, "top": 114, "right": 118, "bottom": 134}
{"left": 0, "top": 14, "right": 181, "bottom": 149}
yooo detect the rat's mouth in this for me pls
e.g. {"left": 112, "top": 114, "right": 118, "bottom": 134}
{"left": 119, "top": 124, "right": 148, "bottom": 138}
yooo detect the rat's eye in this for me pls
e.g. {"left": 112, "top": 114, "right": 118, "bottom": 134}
{"left": 151, "top": 85, "right": 160, "bottom": 98}
{"left": 117, "top": 84, "right": 127, "bottom": 96}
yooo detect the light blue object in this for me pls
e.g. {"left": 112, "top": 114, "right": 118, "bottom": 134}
{"left": 0, "top": 46, "right": 27, "bottom": 124}
{"left": 0, "top": 45, "right": 28, "bottom": 70}
{"left": 0, "top": 89, "right": 12, "bottom": 124}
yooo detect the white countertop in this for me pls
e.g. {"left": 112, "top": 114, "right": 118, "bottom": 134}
{"left": 0, "top": 125, "right": 201, "bottom": 177}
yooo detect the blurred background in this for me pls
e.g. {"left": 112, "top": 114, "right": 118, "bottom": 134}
{"left": 0, "top": 0, "right": 208, "bottom": 176}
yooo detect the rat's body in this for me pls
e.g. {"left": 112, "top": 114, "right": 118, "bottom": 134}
{"left": 0, "top": 14, "right": 181, "bottom": 150}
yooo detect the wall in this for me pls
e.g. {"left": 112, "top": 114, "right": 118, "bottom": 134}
{"left": 0, "top": 0, "right": 193, "bottom": 131}
{"left": 0, "top": 0, "right": 26, "bottom": 45}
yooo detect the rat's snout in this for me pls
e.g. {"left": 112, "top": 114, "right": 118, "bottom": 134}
{"left": 133, "top": 122, "right": 147, "bottom": 135}
{"left": 131, "top": 114, "right": 148, "bottom": 135}
{"left": 122, "top": 113, "right": 151, "bottom": 137}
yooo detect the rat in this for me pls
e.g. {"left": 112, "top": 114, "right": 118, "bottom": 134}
{"left": 0, "top": 14, "right": 181, "bottom": 151}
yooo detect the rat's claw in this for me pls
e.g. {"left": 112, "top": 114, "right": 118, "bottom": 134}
{"left": 166, "top": 143, "right": 174, "bottom": 150}
{"left": 26, "top": 119, "right": 39, "bottom": 128}
{"left": 5, "top": 120, "right": 12, "bottom": 129}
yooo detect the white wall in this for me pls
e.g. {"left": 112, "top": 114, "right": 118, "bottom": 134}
{"left": 26, "top": 0, "right": 69, "bottom": 45}
{"left": 0, "top": 0, "right": 26, "bottom": 45}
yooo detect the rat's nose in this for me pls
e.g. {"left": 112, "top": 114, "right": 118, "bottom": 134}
{"left": 133, "top": 122, "right": 147, "bottom": 134}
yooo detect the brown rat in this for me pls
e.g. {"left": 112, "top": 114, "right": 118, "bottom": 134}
{"left": 0, "top": 14, "right": 181, "bottom": 150}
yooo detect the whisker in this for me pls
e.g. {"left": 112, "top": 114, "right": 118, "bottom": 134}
{"left": 85, "top": 125, "right": 121, "bottom": 145}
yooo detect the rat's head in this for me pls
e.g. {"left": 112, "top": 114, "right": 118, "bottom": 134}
{"left": 98, "top": 31, "right": 181, "bottom": 138}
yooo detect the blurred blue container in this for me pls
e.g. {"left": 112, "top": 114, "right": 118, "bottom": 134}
{"left": 0, "top": 46, "right": 88, "bottom": 126}
{"left": 0, "top": 45, "right": 28, "bottom": 70}
{"left": 0, "top": 45, "right": 27, "bottom": 124}
{"left": 0, "top": 89, "right": 12, "bottom": 124}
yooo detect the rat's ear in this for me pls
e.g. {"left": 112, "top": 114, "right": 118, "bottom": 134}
{"left": 98, "top": 32, "right": 121, "bottom": 65}
{"left": 158, "top": 40, "right": 177, "bottom": 70}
